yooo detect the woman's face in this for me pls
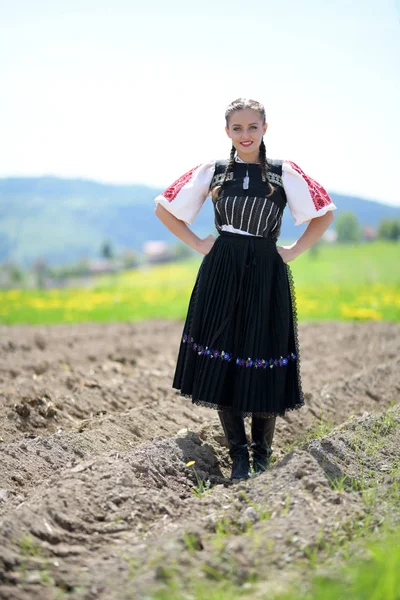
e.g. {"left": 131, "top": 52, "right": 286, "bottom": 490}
{"left": 225, "top": 108, "right": 268, "bottom": 158}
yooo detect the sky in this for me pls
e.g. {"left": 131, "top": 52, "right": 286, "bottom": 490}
{"left": 1, "top": 0, "right": 399, "bottom": 205}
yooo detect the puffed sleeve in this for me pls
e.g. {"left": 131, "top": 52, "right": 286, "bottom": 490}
{"left": 282, "top": 160, "right": 337, "bottom": 225}
{"left": 154, "top": 160, "right": 216, "bottom": 225}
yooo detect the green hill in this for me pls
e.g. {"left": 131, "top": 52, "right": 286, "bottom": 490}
{"left": 1, "top": 176, "right": 399, "bottom": 266}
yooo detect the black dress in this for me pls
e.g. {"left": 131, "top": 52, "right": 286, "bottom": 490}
{"left": 154, "top": 157, "right": 336, "bottom": 417}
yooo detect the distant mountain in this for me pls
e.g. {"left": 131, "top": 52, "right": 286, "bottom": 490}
{"left": 1, "top": 176, "right": 399, "bottom": 266}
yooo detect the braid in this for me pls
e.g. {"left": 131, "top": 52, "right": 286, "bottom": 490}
{"left": 259, "top": 138, "right": 274, "bottom": 197}
{"left": 259, "top": 139, "right": 267, "bottom": 182}
{"left": 211, "top": 145, "right": 236, "bottom": 203}
{"left": 223, "top": 144, "right": 236, "bottom": 186}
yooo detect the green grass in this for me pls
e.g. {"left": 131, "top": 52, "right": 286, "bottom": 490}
{"left": 290, "top": 240, "right": 399, "bottom": 286}
{"left": 1, "top": 241, "right": 399, "bottom": 324}
{"left": 133, "top": 527, "right": 400, "bottom": 600}
{"left": 280, "top": 527, "right": 400, "bottom": 600}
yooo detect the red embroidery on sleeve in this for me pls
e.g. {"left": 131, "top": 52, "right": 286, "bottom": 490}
{"left": 287, "top": 161, "right": 331, "bottom": 210}
{"left": 163, "top": 165, "right": 200, "bottom": 202}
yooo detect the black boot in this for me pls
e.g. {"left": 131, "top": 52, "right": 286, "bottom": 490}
{"left": 251, "top": 416, "right": 276, "bottom": 474}
{"left": 218, "top": 410, "right": 250, "bottom": 480}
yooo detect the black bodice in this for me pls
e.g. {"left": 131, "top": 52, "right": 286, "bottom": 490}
{"left": 209, "top": 159, "right": 287, "bottom": 240}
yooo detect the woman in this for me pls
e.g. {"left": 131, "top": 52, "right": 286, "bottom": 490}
{"left": 154, "top": 98, "right": 336, "bottom": 481}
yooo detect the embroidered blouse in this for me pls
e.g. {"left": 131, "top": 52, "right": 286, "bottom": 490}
{"left": 154, "top": 157, "right": 336, "bottom": 240}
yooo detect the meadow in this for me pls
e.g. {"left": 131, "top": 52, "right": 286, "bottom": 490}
{"left": 0, "top": 241, "right": 399, "bottom": 325}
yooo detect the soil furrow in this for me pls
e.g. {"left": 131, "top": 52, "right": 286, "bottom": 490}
{"left": 1, "top": 405, "right": 399, "bottom": 599}
{"left": 0, "top": 321, "right": 399, "bottom": 599}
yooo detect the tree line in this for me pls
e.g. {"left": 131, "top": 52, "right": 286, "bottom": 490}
{"left": 335, "top": 214, "right": 400, "bottom": 243}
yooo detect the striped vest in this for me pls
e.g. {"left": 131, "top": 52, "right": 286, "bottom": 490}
{"left": 210, "top": 159, "right": 287, "bottom": 240}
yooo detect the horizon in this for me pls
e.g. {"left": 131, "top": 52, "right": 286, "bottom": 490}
{"left": 1, "top": 172, "right": 399, "bottom": 210}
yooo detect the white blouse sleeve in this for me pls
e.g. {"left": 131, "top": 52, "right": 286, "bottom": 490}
{"left": 282, "top": 160, "right": 337, "bottom": 225}
{"left": 154, "top": 160, "right": 216, "bottom": 225}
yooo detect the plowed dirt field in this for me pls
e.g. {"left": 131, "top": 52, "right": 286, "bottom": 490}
{"left": 0, "top": 321, "right": 399, "bottom": 599}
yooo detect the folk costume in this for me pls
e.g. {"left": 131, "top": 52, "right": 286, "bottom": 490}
{"left": 154, "top": 156, "right": 336, "bottom": 477}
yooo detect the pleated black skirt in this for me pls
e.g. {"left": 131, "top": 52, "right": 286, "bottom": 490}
{"left": 172, "top": 231, "right": 305, "bottom": 417}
